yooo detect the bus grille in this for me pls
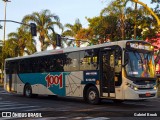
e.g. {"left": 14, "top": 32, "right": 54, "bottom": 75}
{"left": 138, "top": 88, "right": 153, "bottom": 90}
{"left": 139, "top": 94, "right": 155, "bottom": 98}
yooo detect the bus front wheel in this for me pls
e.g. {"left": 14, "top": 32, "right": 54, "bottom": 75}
{"left": 24, "top": 84, "right": 32, "bottom": 98}
{"left": 86, "top": 86, "right": 100, "bottom": 105}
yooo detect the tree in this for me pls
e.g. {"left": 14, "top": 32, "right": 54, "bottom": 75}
{"left": 101, "top": 0, "right": 131, "bottom": 40}
{"left": 48, "top": 32, "right": 57, "bottom": 49}
{"left": 76, "top": 28, "right": 93, "bottom": 40}
{"left": 62, "top": 19, "right": 82, "bottom": 47}
{"left": 22, "top": 9, "right": 63, "bottom": 51}
{"left": 6, "top": 26, "right": 36, "bottom": 56}
{"left": 86, "top": 15, "right": 118, "bottom": 43}
{"left": 132, "top": 0, "right": 160, "bottom": 26}
{"left": 125, "top": 4, "right": 151, "bottom": 40}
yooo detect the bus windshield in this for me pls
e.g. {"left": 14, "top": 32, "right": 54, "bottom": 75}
{"left": 125, "top": 51, "right": 155, "bottom": 78}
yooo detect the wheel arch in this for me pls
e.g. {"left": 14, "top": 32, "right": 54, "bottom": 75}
{"left": 23, "top": 82, "right": 31, "bottom": 95}
{"left": 83, "top": 83, "right": 99, "bottom": 100}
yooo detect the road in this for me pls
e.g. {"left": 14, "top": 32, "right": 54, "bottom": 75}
{"left": 0, "top": 86, "right": 160, "bottom": 120}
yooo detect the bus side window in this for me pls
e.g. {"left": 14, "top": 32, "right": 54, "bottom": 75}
{"left": 64, "top": 57, "right": 71, "bottom": 71}
{"left": 80, "top": 49, "right": 98, "bottom": 70}
{"left": 110, "top": 54, "right": 114, "bottom": 68}
{"left": 49, "top": 58, "right": 56, "bottom": 72}
{"left": 55, "top": 57, "right": 64, "bottom": 72}
{"left": 64, "top": 52, "right": 79, "bottom": 71}
{"left": 5, "top": 61, "right": 10, "bottom": 74}
{"left": 19, "top": 61, "right": 24, "bottom": 73}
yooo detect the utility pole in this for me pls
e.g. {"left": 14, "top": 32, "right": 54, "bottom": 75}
{"left": 1, "top": 0, "right": 11, "bottom": 83}
{"left": 3, "top": 0, "right": 11, "bottom": 46}
{"left": 134, "top": 3, "right": 137, "bottom": 39}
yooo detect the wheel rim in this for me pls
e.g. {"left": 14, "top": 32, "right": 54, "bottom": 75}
{"left": 88, "top": 91, "right": 96, "bottom": 101}
{"left": 25, "top": 86, "right": 31, "bottom": 97}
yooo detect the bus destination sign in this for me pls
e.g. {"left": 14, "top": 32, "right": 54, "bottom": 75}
{"left": 126, "top": 41, "right": 154, "bottom": 51}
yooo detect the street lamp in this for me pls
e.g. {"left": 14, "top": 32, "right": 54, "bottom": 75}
{"left": 3, "top": 0, "right": 11, "bottom": 45}
{"left": 1, "top": 0, "right": 10, "bottom": 83}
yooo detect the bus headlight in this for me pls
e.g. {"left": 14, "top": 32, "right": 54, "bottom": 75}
{"left": 153, "top": 86, "right": 157, "bottom": 90}
{"left": 134, "top": 86, "right": 138, "bottom": 91}
{"left": 126, "top": 83, "right": 138, "bottom": 91}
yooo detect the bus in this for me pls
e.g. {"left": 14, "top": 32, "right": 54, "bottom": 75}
{"left": 155, "top": 51, "right": 160, "bottom": 79}
{"left": 4, "top": 40, "right": 157, "bottom": 104}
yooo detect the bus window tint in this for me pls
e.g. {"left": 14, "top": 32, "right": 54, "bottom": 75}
{"left": 5, "top": 61, "right": 11, "bottom": 74}
{"left": 80, "top": 50, "right": 98, "bottom": 70}
{"left": 55, "top": 58, "right": 64, "bottom": 71}
{"left": 64, "top": 52, "right": 79, "bottom": 71}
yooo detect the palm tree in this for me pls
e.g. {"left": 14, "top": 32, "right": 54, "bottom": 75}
{"left": 87, "top": 15, "right": 118, "bottom": 42}
{"left": 7, "top": 26, "right": 36, "bottom": 56}
{"left": 22, "top": 9, "right": 63, "bottom": 51}
{"left": 3, "top": 39, "right": 19, "bottom": 57}
{"left": 101, "top": 0, "right": 131, "bottom": 40}
{"left": 62, "top": 19, "right": 82, "bottom": 47}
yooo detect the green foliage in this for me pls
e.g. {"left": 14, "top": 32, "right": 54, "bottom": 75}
{"left": 22, "top": 9, "right": 63, "bottom": 51}
{"left": 62, "top": 19, "right": 82, "bottom": 47}
{"left": 62, "top": 19, "right": 82, "bottom": 37}
{"left": 6, "top": 26, "right": 37, "bottom": 57}
{"left": 1, "top": 0, "right": 159, "bottom": 58}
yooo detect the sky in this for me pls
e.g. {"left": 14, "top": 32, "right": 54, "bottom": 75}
{"left": 0, "top": 0, "right": 157, "bottom": 50}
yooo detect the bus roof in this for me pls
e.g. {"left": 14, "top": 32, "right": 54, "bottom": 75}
{"left": 4, "top": 40, "right": 145, "bottom": 61}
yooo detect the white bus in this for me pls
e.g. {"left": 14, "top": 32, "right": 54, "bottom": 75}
{"left": 4, "top": 40, "right": 157, "bottom": 104}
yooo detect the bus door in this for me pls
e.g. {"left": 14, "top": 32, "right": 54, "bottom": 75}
{"left": 7, "top": 61, "right": 17, "bottom": 92}
{"left": 100, "top": 48, "right": 115, "bottom": 98}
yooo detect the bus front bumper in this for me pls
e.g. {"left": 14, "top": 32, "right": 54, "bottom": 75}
{"left": 124, "top": 88, "right": 157, "bottom": 100}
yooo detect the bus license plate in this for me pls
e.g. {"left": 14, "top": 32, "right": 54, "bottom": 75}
{"left": 146, "top": 93, "right": 151, "bottom": 96}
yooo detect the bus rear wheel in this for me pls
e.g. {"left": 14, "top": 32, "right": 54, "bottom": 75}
{"left": 24, "top": 84, "right": 32, "bottom": 98}
{"left": 86, "top": 86, "right": 100, "bottom": 105}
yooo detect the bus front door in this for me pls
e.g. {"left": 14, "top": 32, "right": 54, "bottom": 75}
{"left": 100, "top": 50, "right": 115, "bottom": 98}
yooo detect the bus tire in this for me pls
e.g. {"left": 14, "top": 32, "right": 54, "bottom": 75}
{"left": 86, "top": 86, "right": 100, "bottom": 105}
{"left": 24, "top": 84, "right": 32, "bottom": 98}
